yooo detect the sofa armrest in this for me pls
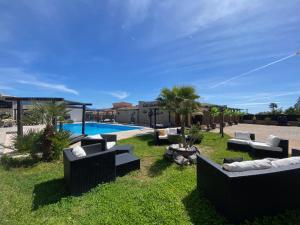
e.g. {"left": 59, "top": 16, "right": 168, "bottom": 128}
{"left": 278, "top": 139, "right": 289, "bottom": 157}
{"left": 81, "top": 138, "right": 106, "bottom": 150}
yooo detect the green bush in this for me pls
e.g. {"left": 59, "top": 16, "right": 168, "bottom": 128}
{"left": 50, "top": 131, "right": 71, "bottom": 160}
{"left": 11, "top": 128, "right": 70, "bottom": 161}
{"left": 167, "top": 134, "right": 182, "bottom": 144}
{"left": 0, "top": 155, "right": 38, "bottom": 170}
{"left": 12, "top": 129, "right": 43, "bottom": 155}
{"left": 188, "top": 125, "right": 204, "bottom": 145}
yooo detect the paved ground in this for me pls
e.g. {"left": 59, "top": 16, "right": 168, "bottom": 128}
{"left": 0, "top": 125, "right": 45, "bottom": 155}
{"left": 221, "top": 123, "right": 300, "bottom": 153}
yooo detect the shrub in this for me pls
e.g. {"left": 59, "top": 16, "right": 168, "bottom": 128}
{"left": 11, "top": 128, "right": 70, "bottom": 161}
{"left": 0, "top": 154, "right": 38, "bottom": 170}
{"left": 167, "top": 134, "right": 182, "bottom": 144}
{"left": 50, "top": 130, "right": 71, "bottom": 160}
{"left": 12, "top": 129, "right": 43, "bottom": 155}
{"left": 188, "top": 125, "right": 204, "bottom": 146}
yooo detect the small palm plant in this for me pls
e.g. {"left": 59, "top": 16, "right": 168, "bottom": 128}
{"left": 157, "top": 86, "right": 200, "bottom": 148}
{"left": 224, "top": 108, "right": 233, "bottom": 126}
{"left": 210, "top": 107, "right": 220, "bottom": 129}
{"left": 26, "top": 102, "right": 70, "bottom": 161}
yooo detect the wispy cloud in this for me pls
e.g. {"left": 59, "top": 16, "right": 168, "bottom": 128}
{"left": 17, "top": 80, "right": 79, "bottom": 95}
{"left": 210, "top": 52, "right": 298, "bottom": 88}
{"left": 106, "top": 91, "right": 129, "bottom": 99}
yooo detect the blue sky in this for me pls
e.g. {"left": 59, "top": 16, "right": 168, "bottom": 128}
{"left": 0, "top": 0, "right": 299, "bottom": 113}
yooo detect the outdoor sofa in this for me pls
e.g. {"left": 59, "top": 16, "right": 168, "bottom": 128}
{"left": 63, "top": 143, "right": 140, "bottom": 195}
{"left": 197, "top": 153, "right": 300, "bottom": 223}
{"left": 227, "top": 132, "right": 289, "bottom": 158}
{"left": 154, "top": 127, "right": 182, "bottom": 145}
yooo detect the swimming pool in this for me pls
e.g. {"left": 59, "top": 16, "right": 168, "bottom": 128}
{"left": 62, "top": 123, "right": 142, "bottom": 135}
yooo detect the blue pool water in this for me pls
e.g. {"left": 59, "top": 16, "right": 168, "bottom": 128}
{"left": 62, "top": 123, "right": 142, "bottom": 135}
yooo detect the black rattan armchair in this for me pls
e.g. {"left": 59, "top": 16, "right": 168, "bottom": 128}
{"left": 81, "top": 134, "right": 117, "bottom": 149}
{"left": 63, "top": 143, "right": 116, "bottom": 196}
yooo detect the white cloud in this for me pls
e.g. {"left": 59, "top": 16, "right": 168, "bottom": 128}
{"left": 107, "top": 91, "right": 129, "bottom": 99}
{"left": 114, "top": 0, "right": 261, "bottom": 44}
{"left": 17, "top": 80, "right": 79, "bottom": 95}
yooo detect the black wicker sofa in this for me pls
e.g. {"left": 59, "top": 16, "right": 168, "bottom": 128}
{"left": 64, "top": 143, "right": 140, "bottom": 195}
{"left": 197, "top": 154, "right": 300, "bottom": 223}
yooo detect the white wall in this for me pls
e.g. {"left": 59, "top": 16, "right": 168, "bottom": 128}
{"left": 69, "top": 108, "right": 83, "bottom": 122}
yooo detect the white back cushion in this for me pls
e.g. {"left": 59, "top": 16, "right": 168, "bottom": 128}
{"left": 235, "top": 132, "right": 251, "bottom": 140}
{"left": 87, "top": 134, "right": 103, "bottom": 139}
{"left": 107, "top": 141, "right": 116, "bottom": 149}
{"left": 271, "top": 157, "right": 300, "bottom": 168}
{"left": 266, "top": 135, "right": 280, "bottom": 147}
{"left": 168, "top": 128, "right": 177, "bottom": 135}
{"left": 72, "top": 146, "right": 86, "bottom": 158}
{"left": 223, "top": 159, "right": 272, "bottom": 172}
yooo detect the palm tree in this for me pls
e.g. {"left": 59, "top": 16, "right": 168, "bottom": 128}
{"left": 210, "top": 107, "right": 220, "bottom": 129}
{"left": 27, "top": 102, "right": 70, "bottom": 160}
{"left": 269, "top": 103, "right": 278, "bottom": 114}
{"left": 157, "top": 86, "right": 200, "bottom": 147}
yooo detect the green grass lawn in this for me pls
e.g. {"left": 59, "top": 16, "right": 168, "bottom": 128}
{"left": 1, "top": 132, "right": 300, "bottom": 225}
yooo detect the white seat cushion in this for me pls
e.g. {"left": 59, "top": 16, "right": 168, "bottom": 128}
{"left": 107, "top": 141, "right": 116, "bottom": 149}
{"left": 266, "top": 135, "right": 281, "bottom": 147}
{"left": 159, "top": 135, "right": 168, "bottom": 140}
{"left": 87, "top": 134, "right": 103, "bottom": 139}
{"left": 168, "top": 128, "right": 178, "bottom": 135}
{"left": 250, "top": 142, "right": 282, "bottom": 152}
{"left": 223, "top": 159, "right": 272, "bottom": 172}
{"left": 72, "top": 146, "right": 86, "bottom": 158}
{"left": 271, "top": 157, "right": 300, "bottom": 168}
{"left": 228, "top": 138, "right": 250, "bottom": 145}
{"left": 235, "top": 131, "right": 251, "bottom": 140}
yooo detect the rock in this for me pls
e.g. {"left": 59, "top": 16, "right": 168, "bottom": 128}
{"left": 173, "top": 153, "right": 189, "bottom": 166}
{"left": 164, "top": 149, "right": 174, "bottom": 160}
{"left": 188, "top": 153, "right": 197, "bottom": 164}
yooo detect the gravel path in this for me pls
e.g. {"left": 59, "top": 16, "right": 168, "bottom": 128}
{"left": 221, "top": 124, "right": 300, "bottom": 153}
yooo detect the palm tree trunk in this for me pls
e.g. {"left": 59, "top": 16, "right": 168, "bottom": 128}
{"left": 181, "top": 114, "right": 186, "bottom": 148}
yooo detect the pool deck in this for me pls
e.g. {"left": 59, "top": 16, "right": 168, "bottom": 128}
{"left": 0, "top": 124, "right": 153, "bottom": 155}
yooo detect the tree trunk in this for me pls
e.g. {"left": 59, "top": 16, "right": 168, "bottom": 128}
{"left": 181, "top": 114, "right": 186, "bottom": 148}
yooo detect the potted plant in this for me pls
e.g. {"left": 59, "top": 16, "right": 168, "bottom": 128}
{"left": 157, "top": 86, "right": 200, "bottom": 148}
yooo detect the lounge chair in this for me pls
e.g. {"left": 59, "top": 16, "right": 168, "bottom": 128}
{"left": 63, "top": 143, "right": 140, "bottom": 195}
{"left": 227, "top": 132, "right": 289, "bottom": 158}
{"left": 197, "top": 153, "right": 300, "bottom": 223}
{"left": 227, "top": 132, "right": 255, "bottom": 151}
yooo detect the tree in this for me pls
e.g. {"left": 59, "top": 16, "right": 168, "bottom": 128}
{"left": 157, "top": 86, "right": 200, "bottom": 147}
{"left": 295, "top": 97, "right": 300, "bottom": 111}
{"left": 269, "top": 103, "right": 278, "bottom": 114}
{"left": 210, "top": 107, "right": 220, "bottom": 125}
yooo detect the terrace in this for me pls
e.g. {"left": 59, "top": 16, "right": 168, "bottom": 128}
{"left": 1, "top": 87, "right": 300, "bottom": 224}
{"left": 1, "top": 132, "right": 292, "bottom": 225}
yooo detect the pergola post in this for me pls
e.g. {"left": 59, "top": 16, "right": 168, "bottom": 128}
{"left": 154, "top": 108, "right": 157, "bottom": 129}
{"left": 220, "top": 106, "right": 225, "bottom": 138}
{"left": 17, "top": 99, "right": 23, "bottom": 137}
{"left": 97, "top": 110, "right": 100, "bottom": 123}
{"left": 82, "top": 105, "right": 86, "bottom": 135}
